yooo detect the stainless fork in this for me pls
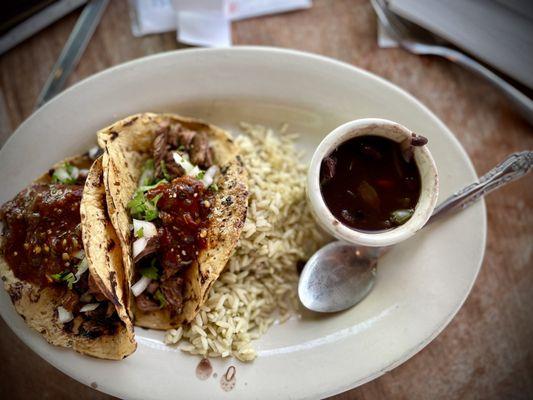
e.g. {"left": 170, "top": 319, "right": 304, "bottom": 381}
{"left": 370, "top": 0, "right": 533, "bottom": 125}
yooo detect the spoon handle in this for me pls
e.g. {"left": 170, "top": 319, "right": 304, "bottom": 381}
{"left": 428, "top": 151, "right": 533, "bottom": 224}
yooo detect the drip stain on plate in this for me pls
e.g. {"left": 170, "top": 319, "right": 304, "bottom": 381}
{"left": 220, "top": 365, "right": 236, "bottom": 391}
{"left": 196, "top": 358, "right": 213, "bottom": 380}
{"left": 90, "top": 382, "right": 98, "bottom": 389}
{"left": 213, "top": 373, "right": 218, "bottom": 379}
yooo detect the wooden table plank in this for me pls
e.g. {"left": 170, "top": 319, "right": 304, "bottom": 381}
{"left": 0, "top": 1, "right": 531, "bottom": 399}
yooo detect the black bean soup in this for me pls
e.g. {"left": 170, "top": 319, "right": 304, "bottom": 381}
{"left": 320, "top": 134, "right": 426, "bottom": 231}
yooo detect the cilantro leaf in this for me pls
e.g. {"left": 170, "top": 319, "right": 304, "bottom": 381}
{"left": 139, "top": 259, "right": 160, "bottom": 280}
{"left": 154, "top": 289, "right": 167, "bottom": 308}
{"left": 127, "top": 191, "right": 162, "bottom": 222}
{"left": 135, "top": 226, "right": 144, "bottom": 238}
{"left": 51, "top": 163, "right": 77, "bottom": 184}
{"left": 50, "top": 271, "right": 76, "bottom": 289}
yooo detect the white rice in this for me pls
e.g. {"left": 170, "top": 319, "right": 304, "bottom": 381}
{"left": 164, "top": 123, "right": 329, "bottom": 361}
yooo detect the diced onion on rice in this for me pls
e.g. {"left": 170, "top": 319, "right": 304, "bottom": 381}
{"left": 131, "top": 276, "right": 151, "bottom": 296}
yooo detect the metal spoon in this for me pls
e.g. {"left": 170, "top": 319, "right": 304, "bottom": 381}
{"left": 299, "top": 151, "right": 533, "bottom": 313}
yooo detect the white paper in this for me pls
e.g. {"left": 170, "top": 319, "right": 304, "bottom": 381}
{"left": 177, "top": 11, "right": 231, "bottom": 47}
{"left": 173, "top": 0, "right": 311, "bottom": 20}
{"left": 130, "top": 0, "right": 312, "bottom": 47}
{"left": 130, "top": 0, "right": 177, "bottom": 36}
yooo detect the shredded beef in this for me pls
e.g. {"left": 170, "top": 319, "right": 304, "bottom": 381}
{"left": 189, "top": 131, "right": 213, "bottom": 169}
{"left": 61, "top": 290, "right": 79, "bottom": 312}
{"left": 153, "top": 126, "right": 169, "bottom": 178}
{"left": 160, "top": 276, "right": 184, "bottom": 312}
{"left": 146, "top": 281, "right": 160, "bottom": 294}
{"left": 168, "top": 124, "right": 196, "bottom": 148}
{"left": 135, "top": 293, "right": 160, "bottom": 312}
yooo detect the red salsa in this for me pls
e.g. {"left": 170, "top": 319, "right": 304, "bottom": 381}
{"left": 320, "top": 135, "right": 422, "bottom": 231}
{"left": 1, "top": 184, "right": 84, "bottom": 286}
{"left": 147, "top": 176, "right": 212, "bottom": 275}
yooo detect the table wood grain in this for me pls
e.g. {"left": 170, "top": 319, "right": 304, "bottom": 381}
{"left": 0, "top": 1, "right": 532, "bottom": 399}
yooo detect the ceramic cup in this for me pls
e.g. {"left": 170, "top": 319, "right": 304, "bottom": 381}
{"left": 307, "top": 118, "right": 439, "bottom": 247}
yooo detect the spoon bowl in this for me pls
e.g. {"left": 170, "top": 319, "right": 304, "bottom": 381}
{"left": 299, "top": 241, "right": 381, "bottom": 312}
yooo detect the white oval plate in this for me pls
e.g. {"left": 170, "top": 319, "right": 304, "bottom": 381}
{"left": 0, "top": 47, "right": 486, "bottom": 400}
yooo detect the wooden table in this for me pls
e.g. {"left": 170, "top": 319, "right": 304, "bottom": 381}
{"left": 0, "top": 1, "right": 532, "bottom": 398}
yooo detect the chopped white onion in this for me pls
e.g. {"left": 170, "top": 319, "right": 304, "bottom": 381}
{"left": 57, "top": 306, "right": 73, "bottom": 323}
{"left": 80, "top": 303, "right": 100, "bottom": 312}
{"left": 88, "top": 146, "right": 101, "bottom": 160}
{"left": 131, "top": 276, "right": 152, "bottom": 296}
{"left": 202, "top": 165, "right": 218, "bottom": 187}
{"left": 189, "top": 165, "right": 201, "bottom": 178}
{"left": 74, "top": 258, "right": 89, "bottom": 281}
{"left": 78, "top": 168, "right": 89, "bottom": 178}
{"left": 132, "top": 219, "right": 157, "bottom": 239}
{"left": 173, "top": 152, "right": 195, "bottom": 174}
{"left": 133, "top": 237, "right": 148, "bottom": 258}
{"left": 54, "top": 168, "right": 70, "bottom": 182}
{"left": 70, "top": 166, "right": 80, "bottom": 179}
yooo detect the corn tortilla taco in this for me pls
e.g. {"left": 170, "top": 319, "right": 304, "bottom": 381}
{"left": 98, "top": 113, "right": 248, "bottom": 329}
{"left": 0, "top": 154, "right": 136, "bottom": 360}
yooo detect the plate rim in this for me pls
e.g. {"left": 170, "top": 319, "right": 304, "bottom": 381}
{"left": 0, "top": 46, "right": 487, "bottom": 399}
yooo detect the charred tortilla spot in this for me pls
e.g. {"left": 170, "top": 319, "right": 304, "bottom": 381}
{"left": 1, "top": 276, "right": 6, "bottom": 282}
{"left": 122, "top": 117, "right": 138, "bottom": 127}
{"left": 8, "top": 282, "right": 23, "bottom": 302}
{"left": 222, "top": 196, "right": 233, "bottom": 206}
{"left": 107, "top": 239, "right": 116, "bottom": 252}
{"left": 109, "top": 131, "right": 118, "bottom": 141}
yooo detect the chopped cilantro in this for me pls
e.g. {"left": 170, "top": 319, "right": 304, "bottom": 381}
{"left": 196, "top": 170, "right": 205, "bottom": 180}
{"left": 128, "top": 191, "right": 162, "bottom": 222}
{"left": 137, "top": 179, "right": 167, "bottom": 193}
{"left": 139, "top": 259, "right": 160, "bottom": 280}
{"left": 160, "top": 160, "right": 171, "bottom": 181}
{"left": 154, "top": 289, "right": 167, "bottom": 308}
{"left": 177, "top": 145, "right": 186, "bottom": 151}
{"left": 50, "top": 271, "right": 76, "bottom": 289}
{"left": 135, "top": 226, "right": 144, "bottom": 238}
{"left": 209, "top": 183, "right": 219, "bottom": 192}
